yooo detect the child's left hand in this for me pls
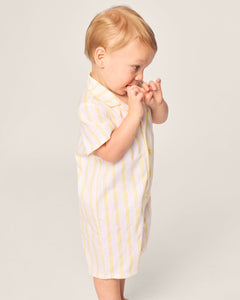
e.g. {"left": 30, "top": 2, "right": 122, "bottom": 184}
{"left": 141, "top": 78, "right": 164, "bottom": 109}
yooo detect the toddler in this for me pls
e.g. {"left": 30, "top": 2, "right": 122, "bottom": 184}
{"left": 75, "top": 5, "right": 168, "bottom": 300}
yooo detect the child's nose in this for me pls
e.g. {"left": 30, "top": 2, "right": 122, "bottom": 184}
{"left": 135, "top": 72, "right": 143, "bottom": 82}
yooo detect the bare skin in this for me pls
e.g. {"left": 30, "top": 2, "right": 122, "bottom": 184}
{"left": 120, "top": 279, "right": 128, "bottom": 300}
{"left": 93, "top": 277, "right": 128, "bottom": 300}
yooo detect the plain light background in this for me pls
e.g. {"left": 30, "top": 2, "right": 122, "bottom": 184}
{"left": 1, "top": 0, "right": 239, "bottom": 299}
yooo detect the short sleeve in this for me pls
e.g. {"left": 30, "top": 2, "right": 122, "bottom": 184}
{"left": 78, "top": 100, "right": 116, "bottom": 155}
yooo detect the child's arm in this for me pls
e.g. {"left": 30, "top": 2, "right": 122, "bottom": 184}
{"left": 93, "top": 86, "right": 145, "bottom": 163}
{"left": 142, "top": 78, "right": 169, "bottom": 124}
{"left": 150, "top": 98, "right": 168, "bottom": 124}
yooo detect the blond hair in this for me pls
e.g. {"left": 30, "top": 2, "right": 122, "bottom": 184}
{"left": 85, "top": 5, "right": 157, "bottom": 62}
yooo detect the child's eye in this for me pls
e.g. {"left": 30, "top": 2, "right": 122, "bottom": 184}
{"left": 133, "top": 65, "right": 140, "bottom": 71}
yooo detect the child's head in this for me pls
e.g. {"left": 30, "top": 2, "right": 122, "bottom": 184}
{"left": 85, "top": 5, "right": 157, "bottom": 62}
{"left": 85, "top": 6, "right": 157, "bottom": 98}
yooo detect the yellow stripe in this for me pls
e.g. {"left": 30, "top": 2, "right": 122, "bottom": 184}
{"left": 80, "top": 158, "right": 90, "bottom": 222}
{"left": 85, "top": 221, "right": 94, "bottom": 274}
{"left": 121, "top": 156, "right": 133, "bottom": 276}
{"left": 93, "top": 101, "right": 103, "bottom": 123}
{"left": 91, "top": 227, "right": 99, "bottom": 277}
{"left": 80, "top": 158, "right": 97, "bottom": 258}
{"left": 82, "top": 85, "right": 92, "bottom": 121}
{"left": 84, "top": 88, "right": 116, "bottom": 146}
{"left": 135, "top": 127, "right": 148, "bottom": 244}
{"left": 95, "top": 160, "right": 106, "bottom": 278}
{"left": 95, "top": 89, "right": 108, "bottom": 98}
{"left": 103, "top": 164, "right": 114, "bottom": 277}
{"left": 95, "top": 160, "right": 102, "bottom": 232}
{"left": 96, "top": 123, "right": 111, "bottom": 140}
{"left": 79, "top": 206, "right": 94, "bottom": 275}
{"left": 115, "top": 105, "right": 124, "bottom": 119}
{"left": 85, "top": 124, "right": 102, "bottom": 147}
{"left": 78, "top": 103, "right": 94, "bottom": 272}
{"left": 141, "top": 110, "right": 150, "bottom": 178}
{"left": 135, "top": 132, "right": 146, "bottom": 211}
{"left": 89, "top": 158, "right": 99, "bottom": 277}
{"left": 109, "top": 110, "right": 117, "bottom": 125}
{"left": 77, "top": 155, "right": 82, "bottom": 180}
{"left": 76, "top": 140, "right": 84, "bottom": 154}
{"left": 143, "top": 111, "right": 150, "bottom": 243}
{"left": 79, "top": 213, "right": 88, "bottom": 264}
{"left": 83, "top": 99, "right": 112, "bottom": 150}
{"left": 87, "top": 86, "right": 119, "bottom": 106}
{"left": 78, "top": 96, "right": 84, "bottom": 120}
{"left": 130, "top": 146, "right": 141, "bottom": 255}
{"left": 112, "top": 164, "right": 124, "bottom": 277}
{"left": 79, "top": 123, "right": 96, "bottom": 153}
{"left": 146, "top": 200, "right": 151, "bottom": 238}
{"left": 145, "top": 108, "right": 153, "bottom": 246}
{"left": 94, "top": 102, "right": 116, "bottom": 140}
{"left": 89, "top": 81, "right": 99, "bottom": 92}
{"left": 104, "top": 95, "right": 118, "bottom": 103}
{"left": 87, "top": 76, "right": 117, "bottom": 103}
{"left": 84, "top": 92, "right": 92, "bottom": 122}
{"left": 145, "top": 110, "right": 151, "bottom": 148}
{"left": 84, "top": 81, "right": 97, "bottom": 122}
{"left": 95, "top": 91, "right": 118, "bottom": 104}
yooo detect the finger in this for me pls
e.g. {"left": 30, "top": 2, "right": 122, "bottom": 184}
{"left": 128, "top": 85, "right": 144, "bottom": 100}
{"left": 127, "top": 85, "right": 140, "bottom": 95}
{"left": 156, "top": 78, "right": 161, "bottom": 89}
{"left": 144, "top": 91, "right": 153, "bottom": 102}
{"left": 148, "top": 81, "right": 157, "bottom": 91}
{"left": 141, "top": 82, "right": 150, "bottom": 92}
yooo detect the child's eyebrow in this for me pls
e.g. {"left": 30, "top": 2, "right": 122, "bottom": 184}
{"left": 132, "top": 57, "right": 152, "bottom": 65}
{"left": 133, "top": 59, "right": 145, "bottom": 63}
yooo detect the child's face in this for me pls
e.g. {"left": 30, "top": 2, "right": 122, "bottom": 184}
{"left": 96, "top": 39, "right": 155, "bottom": 97}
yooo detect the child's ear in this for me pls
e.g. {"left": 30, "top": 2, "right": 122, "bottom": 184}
{"left": 94, "top": 47, "right": 105, "bottom": 68}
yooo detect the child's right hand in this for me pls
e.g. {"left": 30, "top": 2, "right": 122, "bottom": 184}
{"left": 127, "top": 85, "right": 145, "bottom": 121}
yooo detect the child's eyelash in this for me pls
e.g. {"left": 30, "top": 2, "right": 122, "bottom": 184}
{"left": 133, "top": 65, "right": 140, "bottom": 71}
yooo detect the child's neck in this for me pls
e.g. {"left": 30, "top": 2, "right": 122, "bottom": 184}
{"left": 90, "top": 69, "right": 129, "bottom": 105}
{"left": 115, "top": 94, "right": 128, "bottom": 105}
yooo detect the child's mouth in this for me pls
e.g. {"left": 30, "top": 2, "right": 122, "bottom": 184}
{"left": 126, "top": 81, "right": 143, "bottom": 88}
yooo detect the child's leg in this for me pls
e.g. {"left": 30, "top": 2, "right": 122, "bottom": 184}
{"left": 93, "top": 277, "right": 122, "bottom": 300}
{"left": 120, "top": 279, "right": 128, "bottom": 300}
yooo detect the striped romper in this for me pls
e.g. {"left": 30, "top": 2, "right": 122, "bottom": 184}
{"left": 75, "top": 75, "right": 154, "bottom": 279}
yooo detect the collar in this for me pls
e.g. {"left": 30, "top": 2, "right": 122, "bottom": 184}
{"left": 86, "top": 74, "right": 124, "bottom": 108}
